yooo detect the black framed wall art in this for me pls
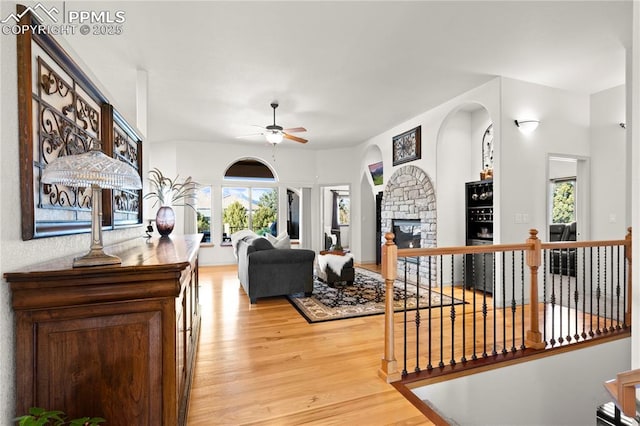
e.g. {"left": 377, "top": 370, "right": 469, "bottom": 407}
{"left": 392, "top": 126, "right": 421, "bottom": 166}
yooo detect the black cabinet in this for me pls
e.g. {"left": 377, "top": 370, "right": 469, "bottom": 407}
{"left": 465, "top": 180, "right": 493, "bottom": 293}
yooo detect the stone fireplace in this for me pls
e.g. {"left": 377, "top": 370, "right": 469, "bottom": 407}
{"left": 381, "top": 165, "right": 436, "bottom": 285}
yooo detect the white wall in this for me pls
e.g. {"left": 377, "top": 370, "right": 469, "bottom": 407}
{"left": 500, "top": 77, "right": 591, "bottom": 244}
{"left": 590, "top": 85, "right": 627, "bottom": 240}
{"left": 149, "top": 140, "right": 346, "bottom": 265}
{"left": 548, "top": 157, "right": 577, "bottom": 181}
{"left": 355, "top": 79, "right": 501, "bottom": 249}
{"left": 412, "top": 338, "right": 630, "bottom": 426}
{"left": 437, "top": 110, "right": 472, "bottom": 248}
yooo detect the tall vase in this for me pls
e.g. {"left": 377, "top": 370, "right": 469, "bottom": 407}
{"left": 156, "top": 206, "right": 175, "bottom": 237}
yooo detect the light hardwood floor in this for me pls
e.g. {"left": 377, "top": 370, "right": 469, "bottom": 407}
{"left": 186, "top": 264, "right": 434, "bottom": 425}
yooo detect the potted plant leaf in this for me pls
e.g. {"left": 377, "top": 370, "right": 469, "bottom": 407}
{"left": 144, "top": 168, "right": 199, "bottom": 237}
{"left": 14, "top": 407, "right": 105, "bottom": 426}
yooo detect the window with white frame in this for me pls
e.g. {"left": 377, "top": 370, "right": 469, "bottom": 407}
{"left": 196, "top": 185, "right": 211, "bottom": 243}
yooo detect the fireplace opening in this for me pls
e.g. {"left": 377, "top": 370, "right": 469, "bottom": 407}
{"left": 393, "top": 219, "right": 421, "bottom": 249}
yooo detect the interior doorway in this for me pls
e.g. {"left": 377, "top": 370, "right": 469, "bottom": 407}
{"left": 320, "top": 185, "right": 350, "bottom": 250}
{"left": 547, "top": 155, "right": 590, "bottom": 241}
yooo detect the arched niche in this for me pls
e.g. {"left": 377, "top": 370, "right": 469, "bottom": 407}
{"left": 357, "top": 144, "right": 384, "bottom": 264}
{"left": 435, "top": 102, "right": 493, "bottom": 248}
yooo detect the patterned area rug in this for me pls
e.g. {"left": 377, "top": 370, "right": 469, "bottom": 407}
{"left": 287, "top": 267, "right": 465, "bottom": 323}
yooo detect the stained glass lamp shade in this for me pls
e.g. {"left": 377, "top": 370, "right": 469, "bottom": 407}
{"left": 42, "top": 148, "right": 142, "bottom": 267}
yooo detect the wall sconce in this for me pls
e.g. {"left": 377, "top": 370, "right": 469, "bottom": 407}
{"left": 514, "top": 119, "right": 540, "bottom": 133}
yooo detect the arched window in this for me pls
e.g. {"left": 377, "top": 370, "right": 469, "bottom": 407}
{"left": 224, "top": 159, "right": 275, "bottom": 181}
{"left": 222, "top": 159, "right": 278, "bottom": 243}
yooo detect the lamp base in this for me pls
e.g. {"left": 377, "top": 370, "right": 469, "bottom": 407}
{"left": 73, "top": 249, "right": 122, "bottom": 268}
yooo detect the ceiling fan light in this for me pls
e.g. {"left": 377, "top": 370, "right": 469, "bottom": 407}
{"left": 266, "top": 131, "right": 283, "bottom": 144}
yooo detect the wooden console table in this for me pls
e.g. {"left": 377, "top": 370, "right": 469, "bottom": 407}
{"left": 4, "top": 235, "right": 202, "bottom": 426}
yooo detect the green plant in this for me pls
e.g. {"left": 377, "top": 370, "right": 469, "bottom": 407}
{"left": 223, "top": 201, "right": 248, "bottom": 233}
{"left": 14, "top": 407, "right": 105, "bottom": 426}
{"left": 144, "top": 168, "right": 199, "bottom": 209}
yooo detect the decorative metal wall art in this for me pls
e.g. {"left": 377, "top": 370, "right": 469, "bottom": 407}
{"left": 482, "top": 123, "right": 494, "bottom": 171}
{"left": 16, "top": 5, "right": 142, "bottom": 240}
{"left": 392, "top": 126, "right": 421, "bottom": 166}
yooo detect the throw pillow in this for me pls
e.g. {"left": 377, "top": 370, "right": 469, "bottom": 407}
{"left": 251, "top": 237, "right": 274, "bottom": 251}
{"left": 231, "top": 229, "right": 258, "bottom": 259}
{"left": 266, "top": 232, "right": 290, "bottom": 249}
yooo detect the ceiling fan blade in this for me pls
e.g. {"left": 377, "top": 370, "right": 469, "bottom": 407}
{"left": 284, "top": 133, "right": 308, "bottom": 144}
{"left": 283, "top": 127, "right": 307, "bottom": 133}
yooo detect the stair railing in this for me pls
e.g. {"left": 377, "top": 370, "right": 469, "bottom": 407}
{"left": 379, "top": 228, "right": 632, "bottom": 383}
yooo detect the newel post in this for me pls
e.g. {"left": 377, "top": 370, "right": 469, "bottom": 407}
{"left": 625, "top": 227, "right": 632, "bottom": 326}
{"left": 378, "top": 232, "right": 401, "bottom": 383}
{"left": 525, "top": 229, "right": 546, "bottom": 349}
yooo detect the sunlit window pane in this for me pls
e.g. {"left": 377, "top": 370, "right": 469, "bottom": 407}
{"left": 551, "top": 179, "right": 576, "bottom": 224}
{"left": 196, "top": 186, "right": 211, "bottom": 242}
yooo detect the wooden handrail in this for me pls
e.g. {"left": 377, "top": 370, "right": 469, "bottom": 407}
{"left": 397, "top": 242, "right": 532, "bottom": 257}
{"left": 604, "top": 368, "right": 640, "bottom": 418}
{"left": 540, "top": 239, "right": 627, "bottom": 250}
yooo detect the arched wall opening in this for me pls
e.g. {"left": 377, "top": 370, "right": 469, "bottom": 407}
{"left": 381, "top": 164, "right": 436, "bottom": 284}
{"left": 435, "top": 102, "right": 493, "bottom": 286}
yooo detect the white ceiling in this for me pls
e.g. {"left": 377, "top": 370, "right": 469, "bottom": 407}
{"left": 60, "top": 1, "right": 632, "bottom": 149}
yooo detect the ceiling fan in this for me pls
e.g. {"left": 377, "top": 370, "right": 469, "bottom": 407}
{"left": 241, "top": 101, "right": 308, "bottom": 144}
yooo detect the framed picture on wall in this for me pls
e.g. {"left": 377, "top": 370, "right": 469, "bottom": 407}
{"left": 368, "top": 161, "right": 383, "bottom": 185}
{"left": 392, "top": 126, "right": 421, "bottom": 166}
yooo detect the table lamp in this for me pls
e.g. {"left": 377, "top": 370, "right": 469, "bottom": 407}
{"left": 41, "top": 144, "right": 142, "bottom": 267}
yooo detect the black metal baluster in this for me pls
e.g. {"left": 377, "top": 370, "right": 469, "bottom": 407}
{"left": 573, "top": 247, "right": 579, "bottom": 342}
{"left": 597, "top": 246, "right": 601, "bottom": 335}
{"left": 492, "top": 252, "right": 497, "bottom": 356}
{"left": 520, "top": 251, "right": 525, "bottom": 350}
{"left": 610, "top": 246, "right": 615, "bottom": 332}
{"left": 550, "top": 249, "right": 556, "bottom": 347}
{"left": 415, "top": 257, "right": 421, "bottom": 373}
{"left": 558, "top": 249, "right": 564, "bottom": 345}
{"left": 511, "top": 251, "right": 516, "bottom": 352}
{"left": 427, "top": 256, "right": 433, "bottom": 370}
{"left": 616, "top": 245, "right": 621, "bottom": 330}
{"left": 482, "top": 252, "right": 488, "bottom": 358}
{"left": 461, "top": 255, "right": 467, "bottom": 363}
{"left": 589, "top": 247, "right": 594, "bottom": 337}
{"left": 623, "top": 243, "right": 628, "bottom": 329}
{"left": 563, "top": 247, "right": 571, "bottom": 343}
{"left": 502, "top": 251, "right": 507, "bottom": 354}
{"left": 604, "top": 246, "right": 608, "bottom": 333}
{"left": 543, "top": 250, "right": 548, "bottom": 346}
{"left": 439, "top": 256, "right": 445, "bottom": 368}
{"left": 472, "top": 253, "right": 477, "bottom": 360}
{"left": 402, "top": 259, "right": 408, "bottom": 376}
{"left": 581, "top": 248, "right": 587, "bottom": 340}
{"left": 450, "top": 255, "right": 456, "bottom": 366}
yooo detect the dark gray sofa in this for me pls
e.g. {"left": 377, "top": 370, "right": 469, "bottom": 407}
{"left": 549, "top": 222, "right": 577, "bottom": 276}
{"left": 236, "top": 235, "right": 315, "bottom": 304}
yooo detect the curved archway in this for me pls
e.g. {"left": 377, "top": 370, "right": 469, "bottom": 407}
{"left": 355, "top": 144, "right": 385, "bottom": 263}
{"left": 381, "top": 164, "right": 436, "bottom": 283}
{"left": 435, "top": 102, "right": 493, "bottom": 248}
